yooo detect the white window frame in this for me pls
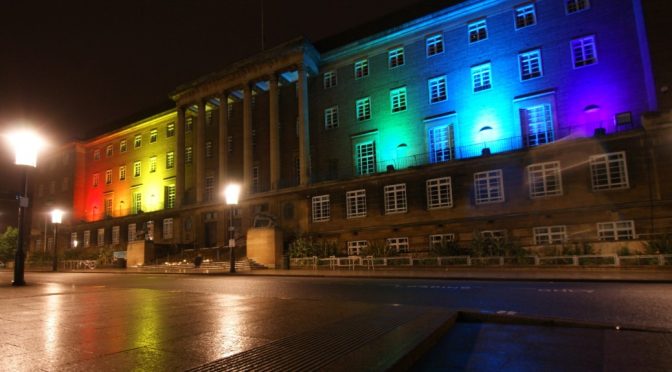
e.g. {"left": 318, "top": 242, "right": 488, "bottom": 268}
{"left": 166, "top": 185, "right": 176, "bottom": 209}
{"left": 133, "top": 161, "right": 141, "bottom": 177}
{"left": 514, "top": 3, "right": 536, "bottom": 29}
{"left": 387, "top": 237, "right": 409, "bottom": 253}
{"left": 97, "top": 228, "right": 105, "bottom": 247}
{"left": 519, "top": 49, "right": 542, "bottom": 80}
{"left": 112, "top": 226, "right": 120, "bottom": 245}
{"left": 597, "top": 220, "right": 635, "bottom": 241}
{"left": 120, "top": 140, "right": 127, "bottom": 153}
{"left": 150, "top": 129, "right": 158, "bottom": 143}
{"left": 428, "top": 124, "right": 455, "bottom": 164}
{"left": 355, "top": 141, "right": 376, "bottom": 176}
{"left": 390, "top": 87, "right": 407, "bottom": 113}
{"left": 163, "top": 218, "right": 174, "bottom": 239}
{"left": 426, "top": 177, "right": 453, "bottom": 209}
{"left": 347, "top": 240, "right": 368, "bottom": 256}
{"left": 527, "top": 161, "right": 563, "bottom": 198}
{"left": 70, "top": 232, "right": 78, "bottom": 249}
{"left": 128, "top": 223, "right": 137, "bottom": 242}
{"left": 119, "top": 166, "right": 126, "bottom": 181}
{"left": 474, "top": 169, "right": 505, "bottom": 204}
{"left": 384, "top": 183, "right": 407, "bottom": 214}
{"left": 388, "top": 47, "right": 405, "bottom": 69}
{"left": 471, "top": 63, "right": 492, "bottom": 92}
{"left": 468, "top": 19, "right": 488, "bottom": 43}
{"left": 134, "top": 134, "right": 142, "bottom": 149}
{"left": 426, "top": 33, "right": 444, "bottom": 57}
{"left": 166, "top": 151, "right": 175, "bottom": 169}
{"left": 430, "top": 234, "right": 455, "bottom": 249}
{"left": 356, "top": 97, "right": 371, "bottom": 121}
{"left": 93, "top": 149, "right": 101, "bottom": 161}
{"left": 92, "top": 173, "right": 99, "bottom": 187}
{"left": 533, "top": 225, "right": 567, "bottom": 245}
{"left": 185, "top": 146, "right": 193, "bottom": 164}
{"left": 323, "top": 71, "right": 337, "bottom": 89}
{"left": 566, "top": 0, "right": 590, "bottom": 14}
{"left": 149, "top": 156, "right": 157, "bottom": 173}
{"left": 166, "top": 122, "right": 175, "bottom": 137}
{"left": 428, "top": 76, "right": 447, "bottom": 104}
{"left": 590, "top": 152, "right": 629, "bottom": 191}
{"left": 571, "top": 35, "right": 597, "bottom": 68}
{"left": 311, "top": 195, "right": 330, "bottom": 223}
{"left": 354, "top": 58, "right": 369, "bottom": 79}
{"left": 106, "top": 145, "right": 113, "bottom": 157}
{"left": 83, "top": 230, "right": 90, "bottom": 248}
{"left": 324, "top": 106, "right": 339, "bottom": 129}
{"left": 105, "top": 169, "right": 112, "bottom": 185}
{"left": 133, "top": 192, "right": 142, "bottom": 214}
{"left": 524, "top": 104, "right": 555, "bottom": 146}
{"left": 481, "top": 230, "right": 507, "bottom": 242}
{"left": 346, "top": 189, "right": 367, "bottom": 218}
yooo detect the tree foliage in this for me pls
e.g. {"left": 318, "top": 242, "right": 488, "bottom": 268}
{"left": 0, "top": 227, "right": 18, "bottom": 262}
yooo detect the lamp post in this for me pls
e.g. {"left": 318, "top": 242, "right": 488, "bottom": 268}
{"left": 5, "top": 129, "right": 45, "bottom": 286}
{"left": 224, "top": 183, "right": 241, "bottom": 273}
{"left": 50, "top": 209, "right": 64, "bottom": 272}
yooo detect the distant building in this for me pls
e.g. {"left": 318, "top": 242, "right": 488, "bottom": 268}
{"left": 31, "top": 0, "right": 672, "bottom": 258}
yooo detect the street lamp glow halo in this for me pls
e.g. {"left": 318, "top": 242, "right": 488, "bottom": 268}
{"left": 51, "top": 209, "right": 64, "bottom": 224}
{"left": 224, "top": 183, "right": 241, "bottom": 205}
{"left": 5, "top": 128, "right": 47, "bottom": 167}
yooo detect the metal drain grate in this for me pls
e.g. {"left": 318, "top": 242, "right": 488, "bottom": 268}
{"left": 188, "top": 305, "right": 425, "bottom": 372}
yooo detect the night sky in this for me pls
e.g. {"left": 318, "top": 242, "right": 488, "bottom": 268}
{"left": 0, "top": 0, "right": 670, "bottom": 228}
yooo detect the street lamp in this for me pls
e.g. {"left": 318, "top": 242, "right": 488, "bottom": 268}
{"left": 50, "top": 209, "right": 64, "bottom": 272}
{"left": 224, "top": 183, "right": 241, "bottom": 273}
{"left": 5, "top": 128, "right": 46, "bottom": 286}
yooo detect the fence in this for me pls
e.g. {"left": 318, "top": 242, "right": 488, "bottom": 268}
{"left": 290, "top": 254, "right": 672, "bottom": 269}
{"left": 60, "top": 260, "right": 97, "bottom": 270}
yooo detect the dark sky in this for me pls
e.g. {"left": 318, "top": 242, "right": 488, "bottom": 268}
{"left": 0, "top": 0, "right": 670, "bottom": 227}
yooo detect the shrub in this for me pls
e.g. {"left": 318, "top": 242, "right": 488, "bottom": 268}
{"left": 289, "top": 235, "right": 339, "bottom": 258}
{"left": 644, "top": 234, "right": 672, "bottom": 254}
{"left": 362, "top": 239, "right": 398, "bottom": 257}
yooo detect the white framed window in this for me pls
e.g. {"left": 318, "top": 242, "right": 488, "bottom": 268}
{"left": 128, "top": 223, "right": 137, "bottom": 242}
{"left": 119, "top": 166, "right": 126, "bottom": 181}
{"left": 134, "top": 134, "right": 142, "bottom": 149}
{"left": 93, "top": 149, "right": 101, "bottom": 161}
{"left": 347, "top": 240, "right": 368, "bottom": 256}
{"left": 97, "top": 228, "right": 105, "bottom": 247}
{"left": 430, "top": 234, "right": 455, "bottom": 249}
{"left": 524, "top": 104, "right": 554, "bottom": 146}
{"left": 105, "top": 169, "right": 112, "bottom": 185}
{"left": 166, "top": 122, "right": 175, "bottom": 137}
{"left": 615, "top": 112, "right": 633, "bottom": 129}
{"left": 514, "top": 3, "right": 536, "bottom": 29}
{"left": 166, "top": 185, "right": 176, "bottom": 209}
{"left": 83, "top": 230, "right": 90, "bottom": 248}
{"left": 598, "top": 220, "right": 635, "bottom": 241}
{"left": 355, "top": 141, "right": 376, "bottom": 176}
{"left": 390, "top": 87, "right": 407, "bottom": 113}
{"left": 70, "top": 232, "right": 78, "bottom": 249}
{"left": 426, "top": 33, "right": 444, "bottom": 57}
{"left": 388, "top": 47, "right": 405, "bottom": 68}
{"left": 185, "top": 146, "right": 193, "bottom": 164}
{"left": 105, "top": 198, "right": 113, "bottom": 217}
{"left": 324, "top": 106, "right": 339, "bottom": 129}
{"left": 528, "top": 161, "right": 563, "bottom": 198}
{"left": 468, "top": 19, "right": 487, "bottom": 43}
{"left": 384, "top": 183, "right": 407, "bottom": 214}
{"left": 106, "top": 145, "right": 113, "bottom": 157}
{"left": 166, "top": 151, "right": 175, "bottom": 169}
{"left": 205, "top": 141, "right": 213, "bottom": 158}
{"left": 471, "top": 63, "right": 492, "bottom": 92}
{"left": 149, "top": 156, "right": 157, "bottom": 173}
{"left": 346, "top": 189, "right": 367, "bottom": 218}
{"left": 566, "top": 0, "right": 590, "bottom": 14}
{"left": 519, "top": 49, "right": 542, "bottom": 80}
{"left": 387, "top": 237, "right": 409, "bottom": 253}
{"left": 323, "top": 71, "right": 337, "bottom": 89}
{"left": 590, "top": 152, "right": 629, "bottom": 191}
{"left": 205, "top": 176, "right": 214, "bottom": 202}
{"left": 481, "top": 230, "right": 507, "bottom": 242}
{"left": 133, "top": 161, "right": 141, "bottom": 177}
{"left": 428, "top": 124, "right": 455, "bottom": 163}
{"left": 120, "top": 140, "right": 127, "bottom": 153}
{"left": 356, "top": 97, "right": 371, "bottom": 121}
{"left": 185, "top": 117, "right": 193, "bottom": 132}
{"left": 133, "top": 192, "right": 142, "bottom": 214}
{"left": 426, "top": 177, "right": 453, "bottom": 209}
{"left": 112, "top": 226, "right": 120, "bottom": 245}
{"left": 428, "top": 76, "right": 447, "bottom": 103}
{"left": 474, "top": 169, "right": 504, "bottom": 204}
{"left": 354, "top": 58, "right": 369, "bottom": 79}
{"left": 571, "top": 35, "right": 597, "bottom": 68}
{"left": 92, "top": 173, "right": 99, "bottom": 187}
{"left": 311, "top": 195, "right": 330, "bottom": 222}
{"left": 150, "top": 129, "right": 158, "bottom": 143}
{"left": 163, "top": 218, "right": 174, "bottom": 239}
{"left": 534, "top": 226, "right": 567, "bottom": 245}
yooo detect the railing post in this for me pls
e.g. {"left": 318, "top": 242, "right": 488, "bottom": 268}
{"left": 573, "top": 256, "right": 579, "bottom": 266}
{"left": 534, "top": 256, "right": 540, "bottom": 266}
{"left": 659, "top": 254, "right": 665, "bottom": 266}
{"left": 467, "top": 256, "right": 472, "bottom": 266}
{"left": 613, "top": 254, "right": 620, "bottom": 267}
{"left": 499, "top": 257, "right": 504, "bottom": 266}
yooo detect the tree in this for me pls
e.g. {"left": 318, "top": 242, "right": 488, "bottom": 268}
{"left": 0, "top": 227, "right": 18, "bottom": 262}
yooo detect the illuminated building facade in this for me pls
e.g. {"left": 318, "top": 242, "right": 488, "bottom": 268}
{"left": 31, "top": 0, "right": 672, "bottom": 258}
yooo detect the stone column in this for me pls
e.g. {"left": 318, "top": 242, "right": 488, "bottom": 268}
{"left": 297, "top": 66, "right": 311, "bottom": 185}
{"left": 196, "top": 99, "right": 206, "bottom": 203}
{"left": 243, "top": 84, "right": 253, "bottom": 194}
{"left": 176, "top": 106, "right": 186, "bottom": 208}
{"left": 218, "top": 92, "right": 229, "bottom": 191}
{"left": 269, "top": 74, "right": 280, "bottom": 190}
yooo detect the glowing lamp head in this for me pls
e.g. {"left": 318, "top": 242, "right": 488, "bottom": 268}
{"left": 5, "top": 129, "right": 46, "bottom": 167}
{"left": 224, "top": 183, "right": 241, "bottom": 205}
{"left": 51, "top": 209, "right": 64, "bottom": 224}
